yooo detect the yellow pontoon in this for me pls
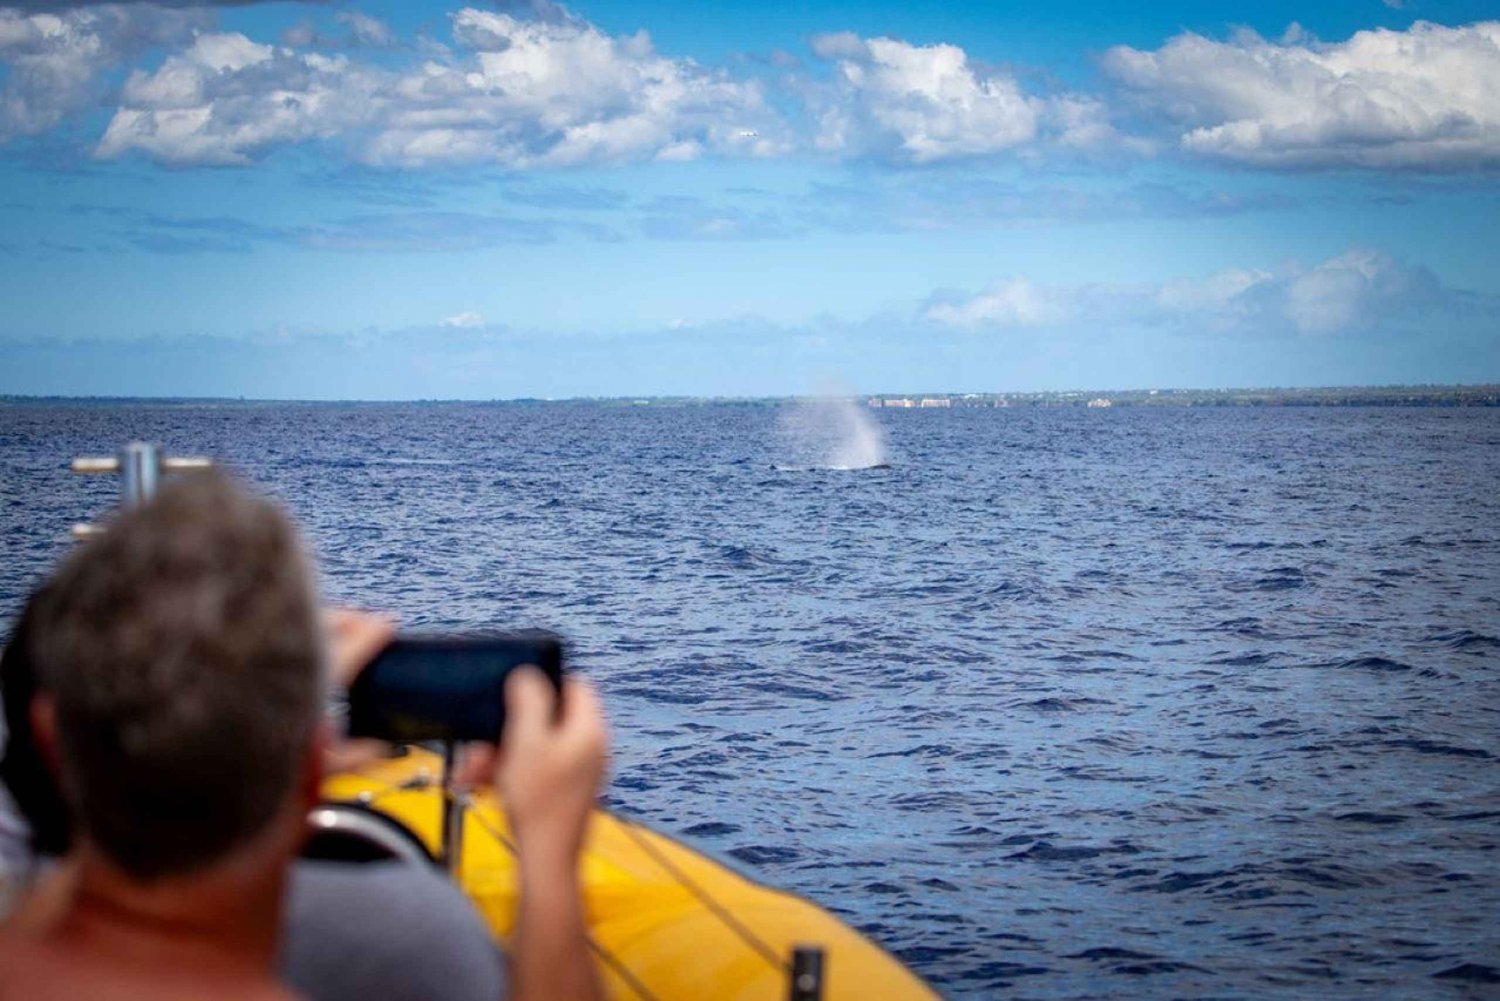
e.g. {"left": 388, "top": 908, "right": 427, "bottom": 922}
{"left": 321, "top": 749, "right": 937, "bottom": 1001}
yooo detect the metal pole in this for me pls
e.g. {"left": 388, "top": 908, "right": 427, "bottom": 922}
{"left": 119, "top": 441, "right": 161, "bottom": 507}
{"left": 441, "top": 741, "right": 465, "bottom": 879}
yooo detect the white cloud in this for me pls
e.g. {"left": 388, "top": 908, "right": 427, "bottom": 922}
{"left": 922, "top": 277, "right": 1065, "bottom": 327}
{"left": 1152, "top": 266, "right": 1279, "bottom": 331}
{"left": 1156, "top": 267, "right": 1270, "bottom": 312}
{"left": 0, "top": 4, "right": 204, "bottom": 143}
{"left": 1104, "top": 20, "right": 1500, "bottom": 170}
{"left": 808, "top": 32, "right": 1113, "bottom": 163}
{"left": 1282, "top": 247, "right": 1438, "bottom": 332}
{"left": 14, "top": 6, "right": 1494, "bottom": 176}
{"left": 924, "top": 249, "right": 1452, "bottom": 335}
{"left": 88, "top": 6, "right": 781, "bottom": 168}
{"left": 96, "top": 32, "right": 373, "bottom": 165}
{"left": 363, "top": 9, "right": 779, "bottom": 167}
{"left": 441, "top": 310, "right": 485, "bottom": 328}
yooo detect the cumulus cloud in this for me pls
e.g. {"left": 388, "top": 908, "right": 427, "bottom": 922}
{"left": 1104, "top": 20, "right": 1500, "bottom": 170}
{"left": 922, "top": 277, "right": 1065, "bottom": 327}
{"left": 923, "top": 249, "right": 1462, "bottom": 335}
{"left": 0, "top": 3, "right": 205, "bottom": 143}
{"left": 85, "top": 6, "right": 783, "bottom": 167}
{"left": 363, "top": 9, "right": 779, "bottom": 167}
{"left": 1280, "top": 247, "right": 1440, "bottom": 332}
{"left": 808, "top": 32, "right": 1115, "bottom": 163}
{"left": 12, "top": 5, "right": 1498, "bottom": 176}
{"left": 95, "top": 31, "right": 374, "bottom": 165}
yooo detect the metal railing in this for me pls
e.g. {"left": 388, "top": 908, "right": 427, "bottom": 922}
{"left": 69, "top": 441, "right": 211, "bottom": 537}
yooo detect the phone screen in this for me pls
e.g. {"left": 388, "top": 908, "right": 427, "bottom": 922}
{"left": 345, "top": 634, "right": 563, "bottom": 743}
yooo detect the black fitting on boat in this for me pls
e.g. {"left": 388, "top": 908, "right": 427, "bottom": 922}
{"left": 789, "top": 945, "right": 824, "bottom": 1001}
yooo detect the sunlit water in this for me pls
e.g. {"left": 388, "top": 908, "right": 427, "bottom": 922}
{"left": 2, "top": 402, "right": 1497, "bottom": 997}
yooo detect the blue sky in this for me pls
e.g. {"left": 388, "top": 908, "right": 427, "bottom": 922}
{"left": 0, "top": 0, "right": 1497, "bottom": 398}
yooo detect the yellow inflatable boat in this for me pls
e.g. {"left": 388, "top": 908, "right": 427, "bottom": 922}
{"left": 321, "top": 748, "right": 937, "bottom": 1000}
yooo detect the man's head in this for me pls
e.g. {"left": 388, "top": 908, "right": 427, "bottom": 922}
{"left": 28, "top": 470, "right": 324, "bottom": 881}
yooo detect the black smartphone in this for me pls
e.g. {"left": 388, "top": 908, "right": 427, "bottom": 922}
{"left": 344, "top": 633, "right": 564, "bottom": 744}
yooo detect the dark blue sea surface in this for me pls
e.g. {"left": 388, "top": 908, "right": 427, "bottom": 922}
{"left": 3, "top": 402, "right": 1498, "bottom": 998}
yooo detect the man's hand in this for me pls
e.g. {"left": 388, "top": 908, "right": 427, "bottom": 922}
{"left": 494, "top": 670, "right": 608, "bottom": 865}
{"left": 323, "top": 608, "right": 395, "bottom": 693}
{"left": 320, "top": 609, "right": 396, "bottom": 773}
{"left": 492, "top": 669, "right": 607, "bottom": 1001}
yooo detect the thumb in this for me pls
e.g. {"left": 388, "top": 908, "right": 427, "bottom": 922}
{"left": 558, "top": 677, "right": 602, "bottom": 734}
{"left": 503, "top": 666, "right": 556, "bottom": 744}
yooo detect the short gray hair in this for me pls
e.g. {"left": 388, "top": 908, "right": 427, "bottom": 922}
{"left": 31, "top": 470, "right": 323, "bottom": 880}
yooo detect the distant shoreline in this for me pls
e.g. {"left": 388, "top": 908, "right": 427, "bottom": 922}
{"left": 1, "top": 385, "right": 1497, "bottom": 408}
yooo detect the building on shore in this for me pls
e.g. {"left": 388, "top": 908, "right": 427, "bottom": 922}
{"left": 1087, "top": 398, "right": 1113, "bottom": 408}
{"left": 919, "top": 398, "right": 951, "bottom": 408}
{"left": 884, "top": 398, "right": 916, "bottom": 408}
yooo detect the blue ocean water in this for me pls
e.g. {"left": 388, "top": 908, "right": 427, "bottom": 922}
{"left": 2, "top": 402, "right": 1498, "bottom": 998}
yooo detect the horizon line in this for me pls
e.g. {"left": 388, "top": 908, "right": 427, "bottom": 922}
{"left": 3, "top": 383, "right": 1499, "bottom": 406}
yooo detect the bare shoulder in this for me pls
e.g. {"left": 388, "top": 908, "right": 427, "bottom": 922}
{"left": 0, "top": 934, "right": 97, "bottom": 1001}
{"left": 0, "top": 933, "right": 300, "bottom": 1001}
{"left": 0, "top": 932, "right": 58, "bottom": 1000}
{"left": 0, "top": 928, "right": 32, "bottom": 968}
